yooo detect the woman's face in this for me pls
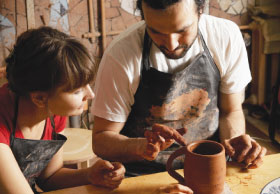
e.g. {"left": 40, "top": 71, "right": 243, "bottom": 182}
{"left": 47, "top": 84, "right": 95, "bottom": 116}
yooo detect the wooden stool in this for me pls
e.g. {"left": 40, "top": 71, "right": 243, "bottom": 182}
{"left": 63, "top": 128, "right": 95, "bottom": 169}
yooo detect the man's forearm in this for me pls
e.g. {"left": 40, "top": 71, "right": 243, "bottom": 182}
{"left": 92, "top": 131, "right": 146, "bottom": 162}
{"left": 219, "top": 109, "right": 246, "bottom": 142}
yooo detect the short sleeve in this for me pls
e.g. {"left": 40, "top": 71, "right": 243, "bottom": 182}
{"left": 91, "top": 22, "right": 145, "bottom": 123}
{"left": 219, "top": 22, "right": 252, "bottom": 94}
{"left": 54, "top": 116, "right": 67, "bottom": 133}
{"left": 0, "top": 129, "right": 9, "bottom": 145}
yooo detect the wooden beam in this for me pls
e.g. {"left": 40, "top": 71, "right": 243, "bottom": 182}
{"left": 250, "top": 22, "right": 267, "bottom": 105}
{"left": 26, "top": 0, "right": 35, "bottom": 29}
{"left": 88, "top": 0, "right": 95, "bottom": 42}
{"left": 239, "top": 25, "right": 250, "bottom": 30}
{"left": 82, "top": 30, "right": 123, "bottom": 38}
{"left": 100, "top": 0, "right": 106, "bottom": 53}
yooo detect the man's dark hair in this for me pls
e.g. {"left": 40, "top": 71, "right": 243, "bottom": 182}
{"left": 136, "top": 0, "right": 205, "bottom": 19}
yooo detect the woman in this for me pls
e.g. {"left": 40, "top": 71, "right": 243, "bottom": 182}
{"left": 0, "top": 26, "right": 125, "bottom": 194}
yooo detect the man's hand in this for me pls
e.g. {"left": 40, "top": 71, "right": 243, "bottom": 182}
{"left": 141, "top": 124, "right": 187, "bottom": 161}
{"left": 158, "top": 183, "right": 193, "bottom": 194}
{"left": 87, "top": 159, "right": 125, "bottom": 189}
{"left": 223, "top": 134, "right": 267, "bottom": 168}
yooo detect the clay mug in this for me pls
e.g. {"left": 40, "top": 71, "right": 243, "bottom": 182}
{"left": 166, "top": 140, "right": 226, "bottom": 194}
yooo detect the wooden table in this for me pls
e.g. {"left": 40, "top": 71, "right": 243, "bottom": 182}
{"left": 46, "top": 153, "right": 280, "bottom": 194}
{"left": 63, "top": 128, "right": 94, "bottom": 169}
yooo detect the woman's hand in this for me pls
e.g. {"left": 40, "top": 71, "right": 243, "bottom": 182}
{"left": 87, "top": 159, "right": 125, "bottom": 189}
{"left": 158, "top": 183, "right": 193, "bottom": 194}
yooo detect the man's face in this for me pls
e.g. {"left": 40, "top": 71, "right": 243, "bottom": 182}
{"left": 142, "top": 0, "right": 199, "bottom": 59}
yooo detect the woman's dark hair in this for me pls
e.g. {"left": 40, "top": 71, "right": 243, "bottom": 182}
{"left": 136, "top": 0, "right": 205, "bottom": 19}
{"left": 5, "top": 26, "right": 96, "bottom": 96}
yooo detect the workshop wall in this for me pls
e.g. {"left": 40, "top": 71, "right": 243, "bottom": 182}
{"left": 0, "top": 0, "right": 254, "bottom": 67}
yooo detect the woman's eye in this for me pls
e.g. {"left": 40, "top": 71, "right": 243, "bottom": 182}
{"left": 74, "top": 89, "right": 82, "bottom": 94}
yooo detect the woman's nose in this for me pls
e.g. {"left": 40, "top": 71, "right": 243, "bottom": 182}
{"left": 84, "top": 84, "right": 95, "bottom": 100}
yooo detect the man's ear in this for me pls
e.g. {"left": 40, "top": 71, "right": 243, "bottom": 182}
{"left": 30, "top": 92, "right": 48, "bottom": 108}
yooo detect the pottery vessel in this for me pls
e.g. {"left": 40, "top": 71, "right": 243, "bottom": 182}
{"left": 166, "top": 140, "right": 226, "bottom": 194}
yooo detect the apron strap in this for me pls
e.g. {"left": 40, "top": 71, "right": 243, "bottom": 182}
{"left": 141, "top": 30, "right": 152, "bottom": 72}
{"left": 50, "top": 116, "right": 57, "bottom": 140}
{"left": 198, "top": 30, "right": 216, "bottom": 66}
{"left": 10, "top": 94, "right": 57, "bottom": 144}
{"left": 10, "top": 95, "right": 19, "bottom": 147}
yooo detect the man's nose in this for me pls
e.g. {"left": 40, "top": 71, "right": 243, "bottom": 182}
{"left": 164, "top": 34, "right": 179, "bottom": 51}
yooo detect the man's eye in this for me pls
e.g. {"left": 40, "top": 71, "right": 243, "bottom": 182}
{"left": 148, "top": 28, "right": 160, "bottom": 35}
{"left": 151, "top": 30, "right": 160, "bottom": 34}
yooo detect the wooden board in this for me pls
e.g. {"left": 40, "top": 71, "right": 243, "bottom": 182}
{"left": 45, "top": 154, "right": 280, "bottom": 194}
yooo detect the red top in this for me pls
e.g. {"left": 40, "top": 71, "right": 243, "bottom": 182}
{"left": 0, "top": 84, "right": 66, "bottom": 146}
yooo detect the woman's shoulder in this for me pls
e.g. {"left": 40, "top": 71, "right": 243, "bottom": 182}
{"left": 0, "top": 85, "right": 15, "bottom": 145}
{"left": 0, "top": 121, "right": 11, "bottom": 145}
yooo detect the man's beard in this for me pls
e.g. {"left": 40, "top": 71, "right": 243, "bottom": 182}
{"left": 156, "top": 34, "right": 198, "bottom": 60}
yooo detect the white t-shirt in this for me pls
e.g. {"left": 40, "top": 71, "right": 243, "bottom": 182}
{"left": 91, "top": 14, "right": 252, "bottom": 123}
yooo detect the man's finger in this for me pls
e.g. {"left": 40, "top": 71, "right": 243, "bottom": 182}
{"left": 152, "top": 123, "right": 173, "bottom": 137}
{"left": 144, "top": 143, "right": 160, "bottom": 160}
{"left": 248, "top": 146, "right": 267, "bottom": 169}
{"left": 172, "top": 129, "right": 187, "bottom": 146}
{"left": 152, "top": 124, "right": 187, "bottom": 146}
{"left": 144, "top": 130, "right": 155, "bottom": 143}
{"left": 244, "top": 141, "right": 262, "bottom": 164}
{"left": 235, "top": 135, "right": 252, "bottom": 162}
{"left": 236, "top": 145, "right": 251, "bottom": 163}
{"left": 176, "top": 127, "right": 188, "bottom": 136}
{"left": 223, "top": 139, "right": 235, "bottom": 157}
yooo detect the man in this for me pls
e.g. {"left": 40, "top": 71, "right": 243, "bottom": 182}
{"left": 91, "top": 0, "right": 266, "bottom": 182}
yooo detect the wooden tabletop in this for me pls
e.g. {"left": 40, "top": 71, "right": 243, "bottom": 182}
{"left": 45, "top": 153, "right": 280, "bottom": 194}
{"left": 63, "top": 128, "right": 94, "bottom": 165}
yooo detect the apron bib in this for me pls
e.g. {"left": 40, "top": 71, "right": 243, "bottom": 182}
{"left": 10, "top": 96, "right": 66, "bottom": 193}
{"left": 122, "top": 30, "right": 221, "bottom": 176}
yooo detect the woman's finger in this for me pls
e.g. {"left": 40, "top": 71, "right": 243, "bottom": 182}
{"left": 159, "top": 183, "right": 193, "bottom": 194}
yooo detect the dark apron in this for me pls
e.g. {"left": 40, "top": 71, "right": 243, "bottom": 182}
{"left": 10, "top": 96, "right": 67, "bottom": 193}
{"left": 121, "top": 30, "right": 221, "bottom": 176}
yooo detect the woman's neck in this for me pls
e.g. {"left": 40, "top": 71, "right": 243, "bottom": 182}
{"left": 17, "top": 96, "right": 49, "bottom": 139}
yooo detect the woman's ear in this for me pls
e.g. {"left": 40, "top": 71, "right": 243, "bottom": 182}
{"left": 30, "top": 92, "right": 48, "bottom": 108}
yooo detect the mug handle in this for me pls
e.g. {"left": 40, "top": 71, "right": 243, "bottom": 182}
{"left": 166, "top": 146, "right": 186, "bottom": 185}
